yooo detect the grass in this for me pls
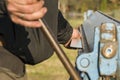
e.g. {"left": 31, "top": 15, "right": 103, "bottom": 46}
{"left": 26, "top": 18, "right": 83, "bottom": 80}
{"left": 68, "top": 18, "right": 83, "bottom": 28}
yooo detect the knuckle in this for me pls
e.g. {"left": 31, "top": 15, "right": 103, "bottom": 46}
{"left": 25, "top": 12, "right": 44, "bottom": 21}
{"left": 39, "top": 0, "right": 44, "bottom": 7}
{"left": 10, "top": 15, "right": 17, "bottom": 23}
{"left": 26, "top": 0, "right": 37, "bottom": 4}
{"left": 24, "top": 6, "right": 37, "bottom": 13}
{"left": 7, "top": 4, "right": 13, "bottom": 11}
{"left": 38, "top": 12, "right": 44, "bottom": 18}
{"left": 22, "top": 6, "right": 33, "bottom": 13}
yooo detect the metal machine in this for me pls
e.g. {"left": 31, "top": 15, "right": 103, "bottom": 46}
{"left": 74, "top": 11, "right": 120, "bottom": 80}
{"left": 40, "top": 10, "right": 120, "bottom": 80}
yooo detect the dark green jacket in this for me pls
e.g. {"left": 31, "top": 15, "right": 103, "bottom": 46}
{"left": 0, "top": 0, "right": 73, "bottom": 64}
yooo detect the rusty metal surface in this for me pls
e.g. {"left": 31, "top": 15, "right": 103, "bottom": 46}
{"left": 76, "top": 11, "right": 120, "bottom": 80}
{"left": 82, "top": 11, "right": 120, "bottom": 52}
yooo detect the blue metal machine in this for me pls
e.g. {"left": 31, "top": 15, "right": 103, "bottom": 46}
{"left": 73, "top": 11, "right": 120, "bottom": 80}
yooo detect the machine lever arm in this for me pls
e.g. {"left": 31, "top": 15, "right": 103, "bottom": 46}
{"left": 39, "top": 18, "right": 81, "bottom": 80}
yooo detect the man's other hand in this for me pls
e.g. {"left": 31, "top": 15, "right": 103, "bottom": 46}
{"left": 6, "top": 0, "right": 47, "bottom": 28}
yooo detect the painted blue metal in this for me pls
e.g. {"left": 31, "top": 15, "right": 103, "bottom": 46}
{"left": 116, "top": 26, "right": 120, "bottom": 79}
{"left": 76, "top": 24, "right": 120, "bottom": 80}
{"left": 75, "top": 11, "right": 120, "bottom": 80}
{"left": 99, "top": 23, "right": 118, "bottom": 76}
{"left": 76, "top": 27, "right": 100, "bottom": 80}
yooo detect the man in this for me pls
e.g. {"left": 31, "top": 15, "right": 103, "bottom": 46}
{"left": 0, "top": 0, "right": 80, "bottom": 80}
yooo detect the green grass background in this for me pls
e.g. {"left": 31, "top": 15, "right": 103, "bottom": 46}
{"left": 26, "top": 18, "right": 83, "bottom": 80}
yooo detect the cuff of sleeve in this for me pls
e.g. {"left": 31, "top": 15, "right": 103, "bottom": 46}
{"left": 58, "top": 23, "right": 73, "bottom": 44}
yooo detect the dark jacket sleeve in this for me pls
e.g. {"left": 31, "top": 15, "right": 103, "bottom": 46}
{"left": 57, "top": 11, "right": 73, "bottom": 44}
{"left": 0, "top": 0, "right": 7, "bottom": 17}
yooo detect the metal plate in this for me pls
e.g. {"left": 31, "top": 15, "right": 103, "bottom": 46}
{"left": 82, "top": 11, "right": 120, "bottom": 52}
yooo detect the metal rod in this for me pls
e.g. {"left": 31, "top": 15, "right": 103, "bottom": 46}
{"left": 39, "top": 19, "right": 81, "bottom": 80}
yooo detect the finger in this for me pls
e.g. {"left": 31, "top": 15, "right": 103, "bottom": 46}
{"left": 7, "top": 0, "right": 44, "bottom": 14}
{"left": 10, "top": 15, "right": 42, "bottom": 27}
{"left": 26, "top": 0, "right": 44, "bottom": 4}
{"left": 22, "top": 0, "right": 37, "bottom": 4}
{"left": 12, "top": 7, "right": 47, "bottom": 21}
{"left": 72, "top": 29, "right": 81, "bottom": 39}
{"left": 7, "top": 0, "right": 38, "bottom": 5}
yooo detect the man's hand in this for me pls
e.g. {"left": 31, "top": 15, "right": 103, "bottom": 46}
{"left": 65, "top": 28, "right": 81, "bottom": 47}
{"left": 6, "top": 0, "right": 47, "bottom": 28}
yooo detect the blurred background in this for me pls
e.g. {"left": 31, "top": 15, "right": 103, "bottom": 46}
{"left": 59, "top": 0, "right": 120, "bottom": 20}
{"left": 26, "top": 0, "right": 120, "bottom": 80}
